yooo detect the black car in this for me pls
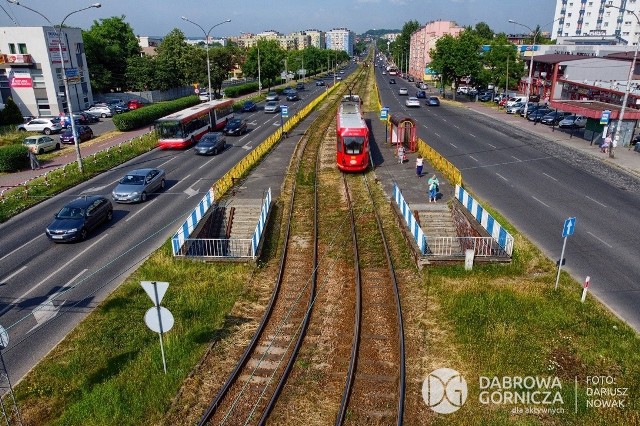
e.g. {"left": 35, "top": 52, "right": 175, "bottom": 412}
{"left": 46, "top": 196, "right": 113, "bottom": 242}
{"left": 521, "top": 104, "right": 545, "bottom": 118}
{"left": 527, "top": 108, "right": 552, "bottom": 122}
{"left": 194, "top": 132, "right": 226, "bottom": 155}
{"left": 241, "top": 100, "right": 257, "bottom": 112}
{"left": 60, "top": 125, "right": 94, "bottom": 144}
{"left": 478, "top": 92, "right": 494, "bottom": 102}
{"left": 416, "top": 90, "right": 426, "bottom": 98}
{"left": 78, "top": 112, "right": 100, "bottom": 124}
{"left": 389, "top": 78, "right": 396, "bottom": 84}
{"left": 540, "top": 111, "right": 567, "bottom": 125}
{"left": 112, "top": 104, "right": 130, "bottom": 114}
{"left": 286, "top": 91, "right": 300, "bottom": 101}
{"left": 223, "top": 118, "right": 248, "bottom": 136}
{"left": 295, "top": 82, "right": 305, "bottom": 90}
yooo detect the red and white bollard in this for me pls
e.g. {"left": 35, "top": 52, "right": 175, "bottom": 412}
{"left": 581, "top": 276, "right": 590, "bottom": 303}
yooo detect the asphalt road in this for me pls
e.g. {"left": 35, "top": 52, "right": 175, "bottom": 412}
{"left": 377, "top": 71, "right": 640, "bottom": 331}
{"left": 0, "top": 81, "right": 330, "bottom": 383}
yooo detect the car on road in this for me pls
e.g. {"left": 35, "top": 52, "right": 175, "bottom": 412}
{"left": 17, "top": 118, "right": 63, "bottom": 135}
{"left": 60, "top": 125, "right": 94, "bottom": 144}
{"left": 85, "top": 106, "right": 113, "bottom": 118}
{"left": 264, "top": 101, "right": 280, "bottom": 113}
{"left": 127, "top": 99, "right": 145, "bottom": 110}
{"left": 265, "top": 92, "right": 279, "bottom": 101}
{"left": 23, "top": 135, "right": 60, "bottom": 153}
{"left": 405, "top": 97, "right": 420, "bottom": 107}
{"left": 408, "top": 76, "right": 415, "bottom": 82}
{"left": 559, "top": 114, "right": 588, "bottom": 128}
{"left": 540, "top": 111, "right": 568, "bottom": 125}
{"left": 45, "top": 195, "right": 113, "bottom": 242}
{"left": 398, "top": 87, "right": 408, "bottom": 95}
{"left": 241, "top": 100, "right": 257, "bottom": 112}
{"left": 112, "top": 168, "right": 166, "bottom": 203}
{"left": 223, "top": 118, "right": 248, "bottom": 136}
{"left": 315, "top": 80, "right": 325, "bottom": 86}
{"left": 427, "top": 96, "right": 440, "bottom": 106}
{"left": 198, "top": 91, "right": 210, "bottom": 102}
{"left": 286, "top": 91, "right": 300, "bottom": 101}
{"left": 282, "top": 87, "right": 296, "bottom": 96}
{"left": 416, "top": 90, "right": 427, "bottom": 99}
{"left": 419, "top": 83, "right": 428, "bottom": 90}
{"left": 295, "top": 82, "right": 305, "bottom": 90}
{"left": 389, "top": 78, "right": 396, "bottom": 84}
{"left": 194, "top": 132, "right": 226, "bottom": 155}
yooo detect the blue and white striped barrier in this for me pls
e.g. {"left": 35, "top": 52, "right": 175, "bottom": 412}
{"left": 393, "top": 183, "right": 427, "bottom": 255}
{"left": 172, "top": 188, "right": 215, "bottom": 255}
{"left": 251, "top": 188, "right": 272, "bottom": 257}
{"left": 455, "top": 185, "right": 514, "bottom": 256}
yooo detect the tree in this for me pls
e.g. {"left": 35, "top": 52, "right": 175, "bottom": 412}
{"left": 474, "top": 22, "right": 495, "bottom": 42}
{"left": 429, "top": 30, "right": 482, "bottom": 98}
{"left": 208, "top": 46, "right": 236, "bottom": 96}
{"left": 241, "top": 39, "right": 285, "bottom": 90}
{"left": 0, "top": 98, "right": 23, "bottom": 125}
{"left": 125, "top": 55, "right": 156, "bottom": 91}
{"left": 83, "top": 16, "right": 140, "bottom": 93}
{"left": 154, "top": 28, "right": 192, "bottom": 91}
{"left": 480, "top": 34, "right": 524, "bottom": 92}
{"left": 391, "top": 20, "right": 420, "bottom": 73}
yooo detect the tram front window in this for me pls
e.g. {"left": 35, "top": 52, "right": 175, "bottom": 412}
{"left": 344, "top": 137, "right": 364, "bottom": 154}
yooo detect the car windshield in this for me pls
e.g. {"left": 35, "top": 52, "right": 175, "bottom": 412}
{"left": 199, "top": 136, "right": 219, "bottom": 146}
{"left": 120, "top": 174, "right": 145, "bottom": 185}
{"left": 56, "top": 206, "right": 85, "bottom": 219}
{"left": 227, "top": 119, "right": 241, "bottom": 126}
{"left": 23, "top": 138, "right": 37, "bottom": 145}
{"left": 344, "top": 137, "right": 364, "bottom": 154}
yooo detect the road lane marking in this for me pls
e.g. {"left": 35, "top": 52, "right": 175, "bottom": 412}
{"left": 587, "top": 231, "right": 612, "bottom": 248}
{"left": 531, "top": 196, "right": 550, "bottom": 208}
{"left": 198, "top": 155, "right": 218, "bottom": 170}
{"left": 511, "top": 155, "right": 521, "bottom": 162}
{"left": 434, "top": 132, "right": 441, "bottom": 138}
{"left": 542, "top": 172, "right": 558, "bottom": 181}
{"left": 585, "top": 195, "right": 607, "bottom": 208}
{"left": 496, "top": 173, "right": 508, "bottom": 181}
{"left": 125, "top": 198, "right": 157, "bottom": 222}
{"left": 158, "top": 156, "right": 177, "bottom": 167}
{"left": 0, "top": 235, "right": 43, "bottom": 262}
{"left": 0, "top": 265, "right": 27, "bottom": 284}
{"left": 487, "top": 143, "right": 496, "bottom": 149}
{"left": 30, "top": 269, "right": 86, "bottom": 331}
{"left": 469, "top": 133, "right": 476, "bottom": 138}
{"left": 469, "top": 156, "right": 479, "bottom": 162}
{"left": 450, "top": 142, "right": 458, "bottom": 148}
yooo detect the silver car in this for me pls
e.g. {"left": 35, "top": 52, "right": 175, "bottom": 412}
{"left": 264, "top": 101, "right": 280, "bottom": 113}
{"left": 112, "top": 168, "right": 166, "bottom": 203}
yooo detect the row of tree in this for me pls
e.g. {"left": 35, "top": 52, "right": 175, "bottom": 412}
{"left": 83, "top": 16, "right": 351, "bottom": 95}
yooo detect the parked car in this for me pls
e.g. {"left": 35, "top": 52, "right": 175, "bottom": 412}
{"left": 127, "top": 99, "right": 145, "bottom": 110}
{"left": 520, "top": 104, "right": 543, "bottom": 118}
{"left": 505, "top": 102, "right": 525, "bottom": 114}
{"left": 112, "top": 104, "right": 130, "bottom": 114}
{"left": 85, "top": 106, "right": 113, "bottom": 118}
{"left": 45, "top": 195, "right": 113, "bottom": 242}
{"left": 559, "top": 114, "right": 588, "bottom": 128}
{"left": 241, "top": 100, "right": 257, "bottom": 112}
{"left": 78, "top": 112, "right": 100, "bottom": 123}
{"left": 23, "top": 135, "right": 60, "bottom": 153}
{"left": 264, "top": 101, "right": 280, "bottom": 113}
{"left": 478, "top": 92, "right": 494, "bottom": 102}
{"left": 427, "top": 96, "right": 440, "bottom": 106}
{"left": 405, "top": 97, "right": 421, "bottom": 107}
{"left": 198, "top": 91, "right": 210, "bottom": 102}
{"left": 112, "top": 168, "right": 166, "bottom": 203}
{"left": 59, "top": 113, "right": 85, "bottom": 128}
{"left": 398, "top": 87, "right": 408, "bottom": 95}
{"left": 416, "top": 90, "right": 427, "bottom": 99}
{"left": 527, "top": 108, "right": 552, "bottom": 122}
{"left": 265, "top": 92, "right": 279, "bottom": 101}
{"left": 389, "top": 78, "right": 396, "bottom": 84}
{"left": 60, "top": 125, "right": 94, "bottom": 144}
{"left": 194, "top": 132, "right": 226, "bottom": 155}
{"left": 223, "top": 118, "right": 248, "bottom": 136}
{"left": 286, "top": 91, "right": 300, "bottom": 101}
{"left": 17, "top": 118, "right": 63, "bottom": 135}
{"left": 540, "top": 111, "right": 568, "bottom": 125}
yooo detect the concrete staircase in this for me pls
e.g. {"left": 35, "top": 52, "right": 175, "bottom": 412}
{"left": 413, "top": 203, "right": 461, "bottom": 256}
{"left": 227, "top": 200, "right": 263, "bottom": 240}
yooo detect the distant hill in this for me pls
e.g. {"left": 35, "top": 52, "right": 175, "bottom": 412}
{"left": 362, "top": 29, "right": 400, "bottom": 37}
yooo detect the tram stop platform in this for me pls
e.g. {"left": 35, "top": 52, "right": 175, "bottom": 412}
{"left": 365, "top": 112, "right": 514, "bottom": 268}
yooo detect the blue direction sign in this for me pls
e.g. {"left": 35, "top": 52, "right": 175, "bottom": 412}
{"left": 600, "top": 110, "right": 611, "bottom": 125}
{"left": 562, "top": 217, "right": 576, "bottom": 238}
{"left": 380, "top": 107, "right": 389, "bottom": 121}
{"left": 281, "top": 105, "right": 289, "bottom": 118}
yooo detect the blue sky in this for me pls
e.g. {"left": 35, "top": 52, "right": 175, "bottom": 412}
{"left": 2, "top": 0, "right": 558, "bottom": 38}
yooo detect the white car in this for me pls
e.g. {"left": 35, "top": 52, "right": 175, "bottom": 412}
{"left": 264, "top": 101, "right": 280, "bottom": 113}
{"left": 85, "top": 106, "right": 113, "bottom": 118}
{"left": 398, "top": 88, "right": 408, "bottom": 95}
{"left": 17, "top": 118, "right": 63, "bottom": 134}
{"left": 559, "top": 114, "right": 588, "bottom": 128}
{"left": 198, "top": 92, "right": 210, "bottom": 102}
{"left": 405, "top": 97, "right": 421, "bottom": 108}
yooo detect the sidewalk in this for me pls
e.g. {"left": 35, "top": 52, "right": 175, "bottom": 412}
{"left": 0, "top": 127, "right": 151, "bottom": 190}
{"left": 463, "top": 101, "right": 640, "bottom": 179}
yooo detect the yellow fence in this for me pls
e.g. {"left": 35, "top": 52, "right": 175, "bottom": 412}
{"left": 212, "top": 84, "right": 339, "bottom": 199}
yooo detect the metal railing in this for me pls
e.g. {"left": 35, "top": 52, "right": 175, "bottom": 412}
{"left": 426, "top": 236, "right": 511, "bottom": 257}
{"left": 174, "top": 238, "right": 254, "bottom": 258}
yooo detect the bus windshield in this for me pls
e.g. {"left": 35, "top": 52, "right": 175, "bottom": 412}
{"left": 156, "top": 120, "right": 184, "bottom": 138}
{"left": 344, "top": 137, "right": 364, "bottom": 154}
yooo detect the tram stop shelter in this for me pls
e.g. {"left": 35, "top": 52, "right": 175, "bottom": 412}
{"left": 389, "top": 116, "right": 417, "bottom": 153}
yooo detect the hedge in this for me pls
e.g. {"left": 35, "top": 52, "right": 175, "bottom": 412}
{"left": 223, "top": 82, "right": 259, "bottom": 98}
{"left": 0, "top": 143, "right": 29, "bottom": 172}
{"left": 112, "top": 96, "right": 201, "bottom": 131}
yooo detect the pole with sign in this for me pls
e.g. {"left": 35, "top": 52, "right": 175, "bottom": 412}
{"left": 281, "top": 105, "right": 288, "bottom": 138}
{"left": 141, "top": 281, "right": 174, "bottom": 374}
{"left": 380, "top": 107, "right": 389, "bottom": 143}
{"left": 555, "top": 217, "right": 576, "bottom": 290}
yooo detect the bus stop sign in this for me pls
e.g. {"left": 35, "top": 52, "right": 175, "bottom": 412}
{"left": 600, "top": 110, "right": 611, "bottom": 125}
{"left": 380, "top": 107, "right": 389, "bottom": 121}
{"left": 281, "top": 105, "right": 289, "bottom": 118}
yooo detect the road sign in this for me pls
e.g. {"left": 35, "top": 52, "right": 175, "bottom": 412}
{"left": 144, "top": 306, "right": 175, "bottom": 333}
{"left": 380, "top": 107, "right": 389, "bottom": 121}
{"left": 281, "top": 105, "right": 289, "bottom": 118}
{"left": 562, "top": 217, "right": 576, "bottom": 238}
{"left": 141, "top": 281, "right": 169, "bottom": 306}
{"left": 600, "top": 110, "right": 611, "bottom": 125}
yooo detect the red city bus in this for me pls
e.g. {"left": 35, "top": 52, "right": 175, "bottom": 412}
{"left": 336, "top": 98, "right": 369, "bottom": 172}
{"left": 155, "top": 99, "right": 234, "bottom": 149}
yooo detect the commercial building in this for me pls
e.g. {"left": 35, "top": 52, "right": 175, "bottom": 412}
{"left": 0, "top": 26, "right": 94, "bottom": 118}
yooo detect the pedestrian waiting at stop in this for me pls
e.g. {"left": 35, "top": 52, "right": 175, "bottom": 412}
{"left": 601, "top": 134, "right": 612, "bottom": 153}
{"left": 397, "top": 145, "right": 406, "bottom": 164}
{"left": 416, "top": 155, "right": 423, "bottom": 177}
{"left": 428, "top": 174, "right": 439, "bottom": 203}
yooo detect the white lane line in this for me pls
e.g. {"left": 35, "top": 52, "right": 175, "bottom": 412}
{"left": 531, "top": 196, "right": 550, "bottom": 208}
{"left": 0, "top": 265, "right": 27, "bottom": 284}
{"left": 1, "top": 236, "right": 105, "bottom": 315}
{"left": 198, "top": 155, "right": 218, "bottom": 170}
{"left": 126, "top": 198, "right": 157, "bottom": 222}
{"left": 512, "top": 155, "right": 521, "bottom": 162}
{"left": 0, "top": 235, "right": 43, "bottom": 262}
{"left": 450, "top": 142, "right": 458, "bottom": 148}
{"left": 30, "top": 269, "right": 87, "bottom": 331}
{"left": 434, "top": 132, "right": 441, "bottom": 138}
{"left": 158, "top": 156, "right": 177, "bottom": 167}
{"left": 587, "top": 231, "right": 612, "bottom": 248}
{"left": 469, "top": 133, "right": 477, "bottom": 138}
{"left": 496, "top": 173, "right": 508, "bottom": 182}
{"left": 453, "top": 124, "right": 460, "bottom": 129}
{"left": 469, "top": 156, "right": 479, "bottom": 162}
{"left": 585, "top": 195, "right": 607, "bottom": 208}
{"left": 487, "top": 143, "right": 496, "bottom": 149}
{"left": 542, "top": 172, "right": 558, "bottom": 181}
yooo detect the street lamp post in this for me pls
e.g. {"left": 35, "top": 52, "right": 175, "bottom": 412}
{"left": 605, "top": 4, "right": 640, "bottom": 158}
{"left": 9, "top": 0, "right": 101, "bottom": 174}
{"left": 257, "top": 41, "right": 262, "bottom": 93}
{"left": 181, "top": 17, "right": 231, "bottom": 101}
{"left": 508, "top": 19, "right": 537, "bottom": 119}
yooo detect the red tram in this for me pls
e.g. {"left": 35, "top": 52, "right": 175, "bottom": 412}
{"left": 336, "top": 97, "right": 369, "bottom": 172}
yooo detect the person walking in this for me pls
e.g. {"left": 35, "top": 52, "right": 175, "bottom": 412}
{"left": 416, "top": 155, "right": 423, "bottom": 177}
{"left": 27, "top": 148, "right": 40, "bottom": 170}
{"left": 428, "top": 174, "right": 439, "bottom": 203}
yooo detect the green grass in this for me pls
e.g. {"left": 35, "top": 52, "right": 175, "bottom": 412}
{"left": 15, "top": 242, "right": 253, "bottom": 425}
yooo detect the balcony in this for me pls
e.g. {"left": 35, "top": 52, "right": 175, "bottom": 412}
{"left": 0, "top": 53, "right": 34, "bottom": 67}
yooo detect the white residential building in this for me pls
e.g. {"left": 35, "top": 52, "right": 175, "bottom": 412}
{"left": 0, "top": 26, "right": 94, "bottom": 118}
{"left": 325, "top": 28, "right": 355, "bottom": 56}
{"left": 305, "top": 29, "right": 326, "bottom": 49}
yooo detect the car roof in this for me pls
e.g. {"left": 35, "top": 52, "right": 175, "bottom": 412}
{"left": 65, "top": 195, "right": 106, "bottom": 208}
{"left": 126, "top": 168, "right": 157, "bottom": 175}
{"left": 24, "top": 136, "right": 42, "bottom": 141}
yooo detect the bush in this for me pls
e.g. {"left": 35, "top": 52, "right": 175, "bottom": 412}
{"left": 0, "top": 98, "right": 24, "bottom": 126}
{"left": 112, "top": 96, "right": 201, "bottom": 131}
{"left": 0, "top": 144, "right": 28, "bottom": 172}
{"left": 223, "top": 82, "right": 259, "bottom": 98}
